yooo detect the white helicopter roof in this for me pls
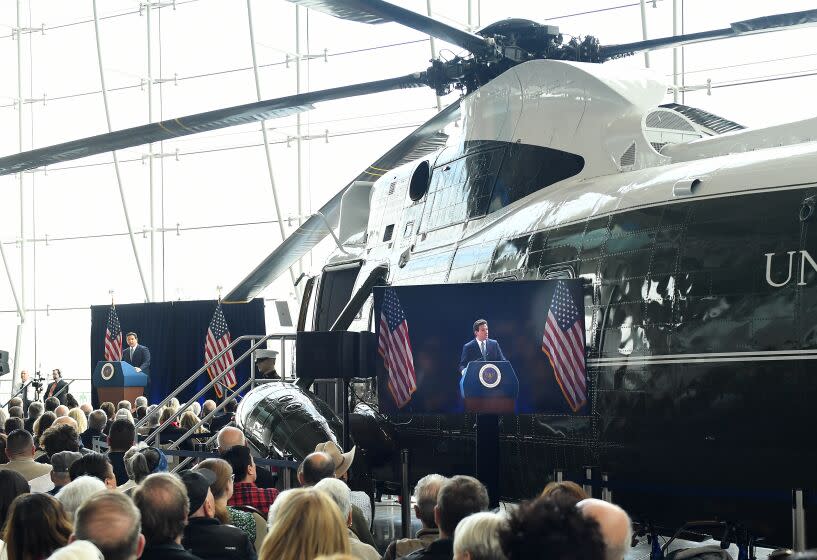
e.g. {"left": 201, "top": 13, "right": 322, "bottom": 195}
{"left": 460, "top": 59, "right": 671, "bottom": 179}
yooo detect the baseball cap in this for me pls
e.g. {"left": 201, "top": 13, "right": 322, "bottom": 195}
{"left": 51, "top": 451, "right": 83, "bottom": 473}
{"left": 181, "top": 469, "right": 216, "bottom": 513}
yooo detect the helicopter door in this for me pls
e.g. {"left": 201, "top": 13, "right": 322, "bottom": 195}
{"left": 313, "top": 261, "right": 363, "bottom": 331}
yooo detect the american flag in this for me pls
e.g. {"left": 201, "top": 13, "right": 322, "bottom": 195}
{"left": 104, "top": 304, "right": 123, "bottom": 362}
{"left": 378, "top": 288, "right": 417, "bottom": 408}
{"left": 204, "top": 304, "right": 237, "bottom": 399}
{"left": 542, "top": 280, "right": 587, "bottom": 412}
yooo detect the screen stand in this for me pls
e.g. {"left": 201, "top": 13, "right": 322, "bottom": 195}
{"left": 476, "top": 414, "right": 500, "bottom": 509}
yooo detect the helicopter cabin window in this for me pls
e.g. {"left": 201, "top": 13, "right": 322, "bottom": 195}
{"left": 382, "top": 224, "right": 394, "bottom": 242}
{"left": 420, "top": 147, "right": 504, "bottom": 232}
{"left": 487, "top": 144, "right": 584, "bottom": 213}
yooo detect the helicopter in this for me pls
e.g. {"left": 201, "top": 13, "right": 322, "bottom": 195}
{"left": 1, "top": 0, "right": 817, "bottom": 548}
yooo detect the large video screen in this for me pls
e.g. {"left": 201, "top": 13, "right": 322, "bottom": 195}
{"left": 373, "top": 280, "right": 589, "bottom": 415}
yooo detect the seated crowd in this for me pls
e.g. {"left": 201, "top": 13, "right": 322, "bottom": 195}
{"left": 0, "top": 392, "right": 641, "bottom": 560}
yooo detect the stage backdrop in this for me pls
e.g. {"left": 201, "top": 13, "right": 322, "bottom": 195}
{"left": 90, "top": 299, "right": 266, "bottom": 406}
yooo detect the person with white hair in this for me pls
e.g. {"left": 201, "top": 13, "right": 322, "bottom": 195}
{"left": 114, "top": 408, "right": 134, "bottom": 424}
{"left": 190, "top": 402, "right": 202, "bottom": 417}
{"left": 314, "top": 478, "right": 380, "bottom": 560}
{"left": 117, "top": 400, "right": 132, "bottom": 413}
{"left": 383, "top": 474, "right": 448, "bottom": 560}
{"left": 56, "top": 475, "right": 106, "bottom": 520}
{"left": 46, "top": 540, "right": 104, "bottom": 560}
{"left": 134, "top": 396, "right": 148, "bottom": 409}
{"left": 453, "top": 512, "right": 508, "bottom": 560}
{"left": 576, "top": 499, "right": 633, "bottom": 560}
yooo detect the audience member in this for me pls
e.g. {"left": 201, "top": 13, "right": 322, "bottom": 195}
{"left": 108, "top": 419, "right": 136, "bottom": 485}
{"left": 66, "top": 394, "right": 79, "bottom": 410}
{"left": 133, "top": 472, "right": 202, "bottom": 560}
{"left": 221, "top": 445, "right": 278, "bottom": 517}
{"left": 50, "top": 451, "right": 82, "bottom": 496}
{"left": 134, "top": 406, "right": 147, "bottom": 421}
{"left": 117, "top": 400, "right": 132, "bottom": 413}
{"left": 0, "top": 409, "right": 8, "bottom": 432}
{"left": 260, "top": 487, "right": 349, "bottom": 560}
{"left": 4, "top": 417, "right": 23, "bottom": 434}
{"left": 68, "top": 408, "right": 88, "bottom": 434}
{"left": 403, "top": 475, "right": 490, "bottom": 560}
{"left": 69, "top": 452, "right": 117, "bottom": 489}
{"left": 314, "top": 441, "right": 368, "bottom": 521}
{"left": 8, "top": 406, "right": 23, "bottom": 422}
{"left": 315, "top": 478, "right": 379, "bottom": 560}
{"left": 139, "top": 407, "right": 160, "bottom": 437}
{"left": 3, "top": 493, "right": 73, "bottom": 560}
{"left": 114, "top": 409, "right": 134, "bottom": 424}
{"left": 453, "top": 512, "right": 508, "bottom": 560}
{"left": 7, "top": 397, "right": 22, "bottom": 411}
{"left": 55, "top": 405, "right": 69, "bottom": 418}
{"left": 297, "top": 450, "right": 375, "bottom": 547}
{"left": 42, "top": 423, "right": 81, "bottom": 458}
{"left": 169, "top": 398, "right": 181, "bottom": 410}
{"left": 56, "top": 476, "right": 106, "bottom": 520}
{"left": 0, "top": 429, "right": 53, "bottom": 491}
{"left": 35, "top": 411, "right": 57, "bottom": 447}
{"left": 0, "top": 470, "right": 29, "bottom": 529}
{"left": 180, "top": 411, "right": 206, "bottom": 435}
{"left": 24, "top": 401, "right": 43, "bottom": 433}
{"left": 82, "top": 410, "right": 107, "bottom": 450}
{"left": 190, "top": 402, "right": 202, "bottom": 417}
{"left": 0, "top": 433, "right": 7, "bottom": 463}
{"left": 72, "top": 491, "right": 145, "bottom": 560}
{"left": 80, "top": 403, "right": 93, "bottom": 417}
{"left": 209, "top": 400, "right": 236, "bottom": 432}
{"left": 383, "top": 474, "right": 448, "bottom": 560}
{"left": 201, "top": 400, "right": 216, "bottom": 420}
{"left": 127, "top": 446, "right": 168, "bottom": 485}
{"left": 180, "top": 469, "right": 256, "bottom": 560}
{"left": 540, "top": 481, "right": 589, "bottom": 508}
{"left": 45, "top": 397, "right": 60, "bottom": 413}
{"left": 576, "top": 499, "right": 633, "bottom": 560}
{"left": 100, "top": 403, "right": 116, "bottom": 433}
{"left": 197, "top": 458, "right": 265, "bottom": 550}
{"left": 53, "top": 416, "right": 79, "bottom": 431}
{"left": 499, "top": 496, "right": 606, "bottom": 560}
{"left": 134, "top": 396, "right": 148, "bottom": 409}
{"left": 46, "top": 540, "right": 103, "bottom": 560}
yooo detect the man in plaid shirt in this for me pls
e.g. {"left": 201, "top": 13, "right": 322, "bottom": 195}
{"left": 222, "top": 445, "right": 279, "bottom": 517}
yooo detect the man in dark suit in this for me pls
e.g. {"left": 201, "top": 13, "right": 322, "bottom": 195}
{"left": 459, "top": 319, "right": 506, "bottom": 374}
{"left": 45, "top": 368, "right": 70, "bottom": 404}
{"left": 122, "top": 332, "right": 151, "bottom": 376}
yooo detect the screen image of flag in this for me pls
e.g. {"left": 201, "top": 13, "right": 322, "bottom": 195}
{"left": 541, "top": 280, "right": 587, "bottom": 412}
{"left": 378, "top": 288, "right": 417, "bottom": 408}
{"left": 104, "top": 304, "right": 123, "bottom": 362}
{"left": 204, "top": 305, "right": 237, "bottom": 399}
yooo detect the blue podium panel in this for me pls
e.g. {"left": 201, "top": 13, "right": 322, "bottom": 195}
{"left": 93, "top": 361, "right": 149, "bottom": 388}
{"left": 460, "top": 360, "right": 519, "bottom": 414}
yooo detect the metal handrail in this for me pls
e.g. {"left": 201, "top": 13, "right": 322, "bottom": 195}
{"left": 139, "top": 331, "right": 298, "bottom": 453}
{"left": 134, "top": 334, "right": 263, "bottom": 431}
{"left": 141, "top": 334, "right": 278, "bottom": 446}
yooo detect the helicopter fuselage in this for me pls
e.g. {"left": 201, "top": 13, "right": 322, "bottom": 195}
{"left": 305, "top": 60, "right": 817, "bottom": 544}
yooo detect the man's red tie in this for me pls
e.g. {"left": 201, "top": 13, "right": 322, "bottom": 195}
{"left": 48, "top": 384, "right": 55, "bottom": 397}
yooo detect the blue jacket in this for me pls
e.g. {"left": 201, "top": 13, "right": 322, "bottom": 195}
{"left": 459, "top": 338, "right": 506, "bottom": 372}
{"left": 123, "top": 343, "right": 151, "bottom": 375}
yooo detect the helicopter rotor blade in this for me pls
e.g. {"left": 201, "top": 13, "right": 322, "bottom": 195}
{"left": 224, "top": 99, "right": 462, "bottom": 303}
{"left": 288, "top": 0, "right": 494, "bottom": 57}
{"left": 600, "top": 9, "right": 817, "bottom": 60}
{"left": 0, "top": 73, "right": 426, "bottom": 177}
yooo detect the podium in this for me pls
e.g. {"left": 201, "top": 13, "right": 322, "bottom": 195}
{"left": 459, "top": 360, "right": 519, "bottom": 414}
{"left": 93, "top": 361, "right": 149, "bottom": 406}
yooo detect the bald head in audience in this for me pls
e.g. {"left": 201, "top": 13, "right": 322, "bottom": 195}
{"left": 72, "top": 491, "right": 145, "bottom": 560}
{"left": 577, "top": 499, "right": 632, "bottom": 560}
{"left": 54, "top": 405, "right": 69, "bottom": 418}
{"left": 298, "top": 451, "right": 336, "bottom": 486}
{"left": 216, "top": 426, "right": 245, "bottom": 453}
{"left": 80, "top": 403, "right": 93, "bottom": 416}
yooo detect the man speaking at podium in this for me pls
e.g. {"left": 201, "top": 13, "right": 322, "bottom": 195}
{"left": 459, "top": 319, "right": 506, "bottom": 374}
{"left": 123, "top": 332, "right": 151, "bottom": 376}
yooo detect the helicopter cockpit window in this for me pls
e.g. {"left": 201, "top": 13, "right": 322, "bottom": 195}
{"left": 488, "top": 144, "right": 584, "bottom": 213}
{"left": 420, "top": 148, "right": 504, "bottom": 232}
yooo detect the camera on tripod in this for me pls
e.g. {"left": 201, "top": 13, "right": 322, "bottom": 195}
{"left": 31, "top": 370, "right": 44, "bottom": 389}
